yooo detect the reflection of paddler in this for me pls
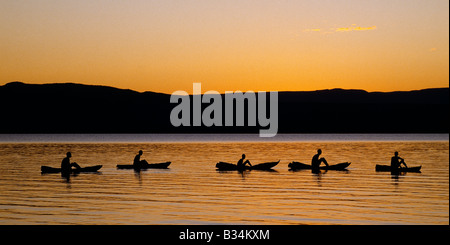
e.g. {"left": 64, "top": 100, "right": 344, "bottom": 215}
{"left": 133, "top": 150, "right": 149, "bottom": 167}
{"left": 61, "top": 152, "right": 81, "bottom": 173}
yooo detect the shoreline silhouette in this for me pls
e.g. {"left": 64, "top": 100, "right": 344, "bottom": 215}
{"left": 0, "top": 81, "right": 448, "bottom": 134}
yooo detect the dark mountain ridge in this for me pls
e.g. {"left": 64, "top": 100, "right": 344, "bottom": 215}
{"left": 0, "top": 82, "right": 448, "bottom": 133}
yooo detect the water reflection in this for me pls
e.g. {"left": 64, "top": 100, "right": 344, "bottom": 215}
{"left": 312, "top": 170, "right": 326, "bottom": 186}
{"left": 0, "top": 140, "right": 447, "bottom": 225}
{"left": 134, "top": 170, "right": 143, "bottom": 185}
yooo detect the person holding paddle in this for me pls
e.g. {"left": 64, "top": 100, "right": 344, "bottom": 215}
{"left": 311, "top": 149, "right": 329, "bottom": 171}
{"left": 61, "top": 152, "right": 81, "bottom": 173}
{"left": 391, "top": 151, "right": 408, "bottom": 170}
{"left": 133, "top": 150, "right": 149, "bottom": 168}
{"left": 237, "top": 154, "right": 252, "bottom": 170}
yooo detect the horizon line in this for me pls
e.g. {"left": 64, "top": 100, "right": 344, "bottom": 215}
{"left": 2, "top": 81, "right": 449, "bottom": 95}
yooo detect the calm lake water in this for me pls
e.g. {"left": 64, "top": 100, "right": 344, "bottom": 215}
{"left": 0, "top": 134, "right": 448, "bottom": 225}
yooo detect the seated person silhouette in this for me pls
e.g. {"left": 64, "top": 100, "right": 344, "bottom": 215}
{"left": 237, "top": 154, "right": 252, "bottom": 170}
{"left": 133, "top": 150, "right": 149, "bottom": 168}
{"left": 311, "top": 149, "right": 329, "bottom": 171}
{"left": 61, "top": 152, "right": 81, "bottom": 173}
{"left": 391, "top": 151, "right": 408, "bottom": 169}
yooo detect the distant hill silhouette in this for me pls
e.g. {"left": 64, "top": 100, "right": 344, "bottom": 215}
{"left": 0, "top": 82, "right": 448, "bottom": 133}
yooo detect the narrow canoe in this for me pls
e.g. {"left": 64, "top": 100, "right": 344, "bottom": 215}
{"left": 375, "top": 164, "right": 421, "bottom": 172}
{"left": 216, "top": 160, "right": 279, "bottom": 171}
{"left": 288, "top": 161, "right": 351, "bottom": 170}
{"left": 116, "top": 162, "right": 171, "bottom": 169}
{"left": 41, "top": 165, "right": 102, "bottom": 174}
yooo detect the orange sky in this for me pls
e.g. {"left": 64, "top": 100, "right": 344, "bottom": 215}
{"left": 0, "top": 0, "right": 448, "bottom": 93}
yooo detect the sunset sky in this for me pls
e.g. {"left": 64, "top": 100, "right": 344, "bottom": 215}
{"left": 1, "top": 0, "right": 448, "bottom": 93}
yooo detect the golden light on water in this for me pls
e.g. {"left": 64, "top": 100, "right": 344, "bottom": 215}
{"left": 0, "top": 139, "right": 448, "bottom": 225}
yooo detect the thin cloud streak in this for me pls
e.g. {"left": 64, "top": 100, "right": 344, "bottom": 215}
{"left": 303, "top": 25, "right": 377, "bottom": 34}
{"left": 336, "top": 25, "right": 377, "bottom": 32}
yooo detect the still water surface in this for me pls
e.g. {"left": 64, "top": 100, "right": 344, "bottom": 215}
{"left": 0, "top": 134, "right": 448, "bottom": 224}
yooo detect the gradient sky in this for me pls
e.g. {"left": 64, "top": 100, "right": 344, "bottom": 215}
{"left": 1, "top": 0, "right": 448, "bottom": 93}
